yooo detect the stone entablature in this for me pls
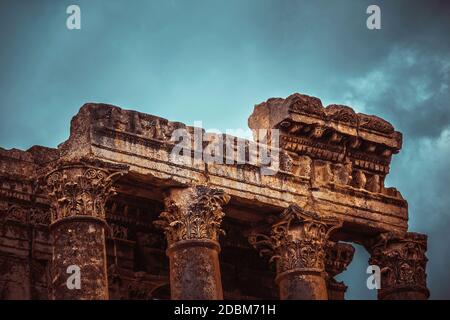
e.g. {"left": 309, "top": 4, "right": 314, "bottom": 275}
{"left": 50, "top": 99, "right": 408, "bottom": 236}
{"left": 248, "top": 93, "right": 402, "bottom": 194}
{"left": 248, "top": 93, "right": 401, "bottom": 153}
{"left": 0, "top": 93, "right": 428, "bottom": 300}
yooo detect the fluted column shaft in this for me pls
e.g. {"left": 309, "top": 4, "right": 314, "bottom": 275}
{"left": 44, "top": 163, "right": 125, "bottom": 300}
{"left": 368, "top": 232, "right": 429, "bottom": 300}
{"left": 155, "top": 185, "right": 230, "bottom": 300}
{"left": 250, "top": 204, "right": 342, "bottom": 300}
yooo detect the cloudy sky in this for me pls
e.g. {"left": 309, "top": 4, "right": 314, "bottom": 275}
{"left": 0, "top": 0, "right": 449, "bottom": 299}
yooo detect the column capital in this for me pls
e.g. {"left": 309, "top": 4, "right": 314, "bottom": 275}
{"left": 155, "top": 184, "right": 230, "bottom": 300}
{"left": 367, "top": 232, "right": 429, "bottom": 299}
{"left": 155, "top": 185, "right": 231, "bottom": 247}
{"left": 325, "top": 242, "right": 355, "bottom": 300}
{"left": 250, "top": 204, "right": 342, "bottom": 276}
{"left": 44, "top": 160, "right": 128, "bottom": 224}
{"left": 325, "top": 242, "right": 355, "bottom": 279}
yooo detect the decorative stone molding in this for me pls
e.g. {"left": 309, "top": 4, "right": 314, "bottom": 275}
{"left": 1, "top": 204, "right": 28, "bottom": 223}
{"left": 249, "top": 93, "right": 401, "bottom": 151}
{"left": 154, "top": 185, "right": 230, "bottom": 246}
{"left": 325, "top": 242, "right": 355, "bottom": 279}
{"left": 248, "top": 93, "right": 403, "bottom": 194}
{"left": 44, "top": 162, "right": 127, "bottom": 224}
{"left": 0, "top": 94, "right": 427, "bottom": 300}
{"left": 367, "top": 232, "right": 429, "bottom": 300}
{"left": 48, "top": 100, "right": 409, "bottom": 235}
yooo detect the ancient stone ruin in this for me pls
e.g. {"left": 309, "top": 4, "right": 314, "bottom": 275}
{"left": 0, "top": 93, "right": 429, "bottom": 300}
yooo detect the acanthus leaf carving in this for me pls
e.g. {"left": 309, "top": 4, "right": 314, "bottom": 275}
{"left": 30, "top": 208, "right": 50, "bottom": 225}
{"left": 249, "top": 204, "right": 342, "bottom": 275}
{"left": 325, "top": 242, "right": 355, "bottom": 279}
{"left": 285, "top": 93, "right": 325, "bottom": 118}
{"left": 357, "top": 113, "right": 395, "bottom": 134}
{"left": 325, "top": 104, "right": 358, "bottom": 126}
{"left": 367, "top": 232, "right": 429, "bottom": 298}
{"left": 44, "top": 164, "right": 127, "bottom": 223}
{"left": 154, "top": 185, "right": 230, "bottom": 245}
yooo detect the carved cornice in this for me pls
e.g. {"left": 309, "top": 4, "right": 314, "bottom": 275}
{"left": 44, "top": 161, "right": 128, "bottom": 223}
{"left": 154, "top": 185, "right": 230, "bottom": 245}
{"left": 0, "top": 201, "right": 50, "bottom": 226}
{"left": 248, "top": 93, "right": 403, "bottom": 176}
{"left": 249, "top": 204, "right": 342, "bottom": 276}
{"left": 358, "top": 114, "right": 394, "bottom": 135}
{"left": 0, "top": 176, "right": 34, "bottom": 202}
{"left": 367, "top": 232, "right": 429, "bottom": 298}
{"left": 326, "top": 104, "right": 358, "bottom": 126}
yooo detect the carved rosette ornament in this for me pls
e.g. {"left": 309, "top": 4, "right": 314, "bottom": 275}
{"left": 154, "top": 185, "right": 230, "bottom": 300}
{"left": 249, "top": 204, "right": 342, "bottom": 300}
{"left": 367, "top": 232, "right": 429, "bottom": 300}
{"left": 42, "top": 161, "right": 128, "bottom": 300}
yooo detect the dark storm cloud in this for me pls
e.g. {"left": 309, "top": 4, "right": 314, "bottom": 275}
{"left": 318, "top": 1, "right": 450, "bottom": 299}
{"left": 341, "top": 47, "right": 450, "bottom": 139}
{"left": 335, "top": 45, "right": 450, "bottom": 298}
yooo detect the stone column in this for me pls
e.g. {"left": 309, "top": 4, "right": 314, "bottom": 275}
{"left": 249, "top": 204, "right": 342, "bottom": 300}
{"left": 367, "top": 232, "right": 429, "bottom": 300}
{"left": 155, "top": 185, "right": 230, "bottom": 300}
{"left": 325, "top": 242, "right": 355, "bottom": 300}
{"left": 44, "top": 162, "right": 126, "bottom": 300}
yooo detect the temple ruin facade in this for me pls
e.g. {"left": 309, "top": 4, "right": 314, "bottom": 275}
{"left": 0, "top": 93, "right": 429, "bottom": 300}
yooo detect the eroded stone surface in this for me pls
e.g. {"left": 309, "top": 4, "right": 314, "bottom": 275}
{"left": 156, "top": 185, "right": 230, "bottom": 300}
{"left": 0, "top": 93, "right": 429, "bottom": 299}
{"left": 366, "top": 232, "right": 429, "bottom": 300}
{"left": 249, "top": 204, "right": 342, "bottom": 300}
{"left": 325, "top": 242, "right": 355, "bottom": 300}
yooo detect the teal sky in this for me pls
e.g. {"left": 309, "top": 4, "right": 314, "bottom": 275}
{"left": 1, "top": 0, "right": 449, "bottom": 299}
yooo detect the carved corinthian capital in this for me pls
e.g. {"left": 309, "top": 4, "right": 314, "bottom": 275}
{"left": 325, "top": 242, "right": 355, "bottom": 279}
{"left": 155, "top": 185, "right": 231, "bottom": 246}
{"left": 368, "top": 232, "right": 429, "bottom": 299}
{"left": 44, "top": 162, "right": 127, "bottom": 223}
{"left": 325, "top": 242, "right": 355, "bottom": 300}
{"left": 249, "top": 204, "right": 342, "bottom": 275}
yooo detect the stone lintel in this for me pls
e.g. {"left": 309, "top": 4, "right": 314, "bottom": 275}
{"left": 0, "top": 96, "right": 410, "bottom": 237}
